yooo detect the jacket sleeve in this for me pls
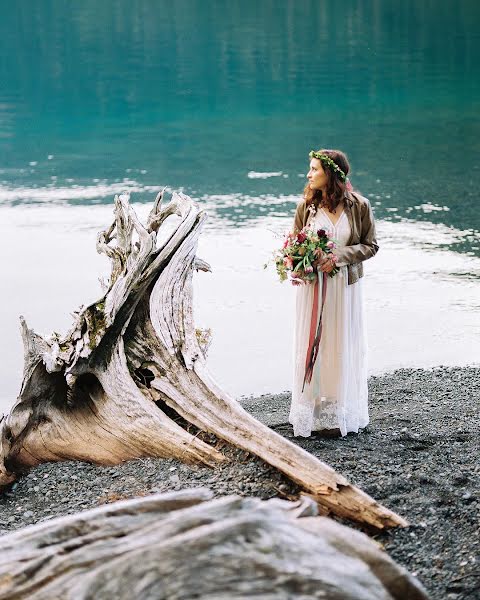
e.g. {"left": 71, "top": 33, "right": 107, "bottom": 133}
{"left": 293, "top": 200, "right": 307, "bottom": 233}
{"left": 335, "top": 200, "right": 379, "bottom": 265}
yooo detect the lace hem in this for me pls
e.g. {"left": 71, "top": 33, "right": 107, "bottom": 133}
{"left": 289, "top": 396, "right": 369, "bottom": 437}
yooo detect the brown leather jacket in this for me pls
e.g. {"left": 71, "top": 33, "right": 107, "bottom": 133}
{"left": 293, "top": 190, "right": 379, "bottom": 285}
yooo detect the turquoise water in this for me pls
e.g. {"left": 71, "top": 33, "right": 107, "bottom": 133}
{"left": 1, "top": 1, "right": 479, "bottom": 234}
{"left": 1, "top": 2, "right": 480, "bottom": 408}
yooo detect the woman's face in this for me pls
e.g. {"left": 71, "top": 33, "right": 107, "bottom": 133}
{"left": 307, "top": 158, "right": 329, "bottom": 191}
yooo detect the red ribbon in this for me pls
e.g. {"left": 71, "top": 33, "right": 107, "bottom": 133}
{"left": 302, "top": 272, "right": 328, "bottom": 391}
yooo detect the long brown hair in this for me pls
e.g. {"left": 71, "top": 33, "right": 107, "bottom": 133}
{"left": 304, "top": 149, "right": 351, "bottom": 213}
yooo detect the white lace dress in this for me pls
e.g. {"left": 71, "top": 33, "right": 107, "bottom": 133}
{"left": 289, "top": 207, "right": 369, "bottom": 437}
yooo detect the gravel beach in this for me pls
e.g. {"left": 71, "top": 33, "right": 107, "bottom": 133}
{"left": 1, "top": 366, "right": 479, "bottom": 600}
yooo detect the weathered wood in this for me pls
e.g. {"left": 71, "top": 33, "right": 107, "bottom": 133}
{"left": 0, "top": 489, "right": 429, "bottom": 600}
{"left": 0, "top": 190, "right": 407, "bottom": 529}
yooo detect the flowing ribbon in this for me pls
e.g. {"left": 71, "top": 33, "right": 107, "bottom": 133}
{"left": 302, "top": 271, "right": 328, "bottom": 391}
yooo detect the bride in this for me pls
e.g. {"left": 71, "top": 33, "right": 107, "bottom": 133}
{"left": 289, "top": 149, "right": 379, "bottom": 438}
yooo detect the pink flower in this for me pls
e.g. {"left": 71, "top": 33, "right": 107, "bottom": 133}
{"left": 305, "top": 265, "right": 314, "bottom": 274}
{"left": 290, "top": 275, "right": 305, "bottom": 286}
{"left": 284, "top": 256, "right": 293, "bottom": 269}
{"left": 327, "top": 240, "right": 336, "bottom": 249}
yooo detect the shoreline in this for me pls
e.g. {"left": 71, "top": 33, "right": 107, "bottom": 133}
{"left": 1, "top": 366, "right": 479, "bottom": 600}
{"left": 3, "top": 213, "right": 480, "bottom": 408}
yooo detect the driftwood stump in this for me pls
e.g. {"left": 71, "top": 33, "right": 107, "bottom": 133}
{"left": 0, "top": 191, "right": 406, "bottom": 529}
{"left": 0, "top": 488, "right": 429, "bottom": 600}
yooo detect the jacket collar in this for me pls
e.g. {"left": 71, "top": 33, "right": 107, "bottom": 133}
{"left": 344, "top": 190, "right": 356, "bottom": 208}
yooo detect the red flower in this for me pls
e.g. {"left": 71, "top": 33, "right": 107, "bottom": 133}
{"left": 296, "top": 231, "right": 307, "bottom": 243}
{"left": 317, "top": 229, "right": 327, "bottom": 238}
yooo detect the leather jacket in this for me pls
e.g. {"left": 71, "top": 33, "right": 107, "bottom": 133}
{"left": 293, "top": 190, "right": 379, "bottom": 285}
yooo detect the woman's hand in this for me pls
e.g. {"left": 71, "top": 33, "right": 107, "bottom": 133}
{"left": 312, "top": 248, "right": 325, "bottom": 270}
{"left": 318, "top": 254, "right": 337, "bottom": 273}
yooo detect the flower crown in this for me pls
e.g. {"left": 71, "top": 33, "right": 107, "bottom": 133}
{"left": 309, "top": 150, "right": 347, "bottom": 182}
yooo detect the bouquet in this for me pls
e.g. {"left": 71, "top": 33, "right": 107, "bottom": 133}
{"left": 271, "top": 226, "right": 339, "bottom": 284}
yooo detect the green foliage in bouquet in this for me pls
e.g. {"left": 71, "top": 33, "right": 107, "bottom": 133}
{"left": 267, "top": 227, "right": 339, "bottom": 284}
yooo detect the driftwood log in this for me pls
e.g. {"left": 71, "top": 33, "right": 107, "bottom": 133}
{"left": 0, "top": 191, "right": 406, "bottom": 529}
{"left": 0, "top": 488, "right": 429, "bottom": 600}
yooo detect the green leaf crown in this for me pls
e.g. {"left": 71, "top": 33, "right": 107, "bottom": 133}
{"left": 309, "top": 150, "right": 347, "bottom": 182}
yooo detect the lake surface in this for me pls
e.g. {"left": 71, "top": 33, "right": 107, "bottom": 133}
{"left": 1, "top": 1, "right": 479, "bottom": 411}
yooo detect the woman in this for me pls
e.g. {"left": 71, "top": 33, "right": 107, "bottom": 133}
{"left": 289, "top": 149, "right": 379, "bottom": 438}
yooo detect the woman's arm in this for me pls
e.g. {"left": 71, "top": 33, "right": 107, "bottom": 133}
{"left": 293, "top": 200, "right": 307, "bottom": 234}
{"left": 334, "top": 200, "right": 379, "bottom": 266}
